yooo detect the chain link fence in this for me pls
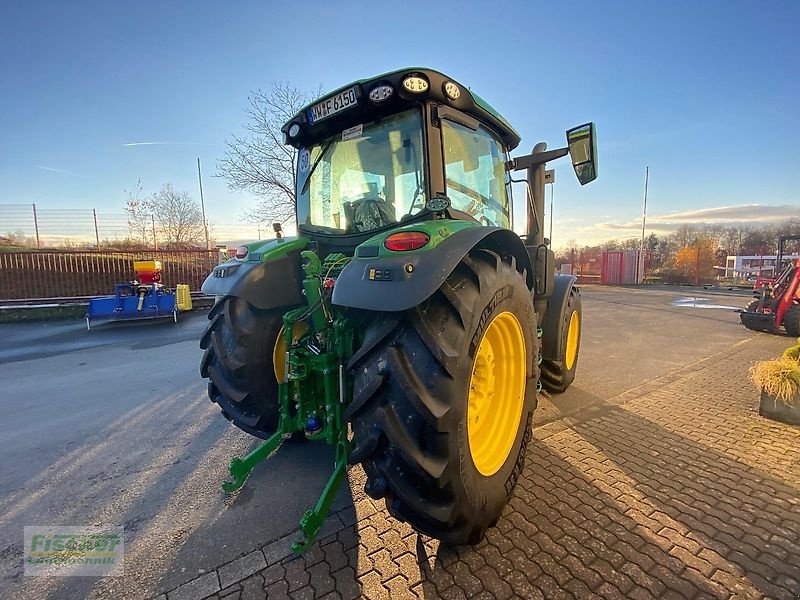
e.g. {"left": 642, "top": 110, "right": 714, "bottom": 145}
{"left": 0, "top": 203, "right": 267, "bottom": 249}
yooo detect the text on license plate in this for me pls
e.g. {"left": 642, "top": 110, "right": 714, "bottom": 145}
{"left": 307, "top": 87, "right": 358, "bottom": 123}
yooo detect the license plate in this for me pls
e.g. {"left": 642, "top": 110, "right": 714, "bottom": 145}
{"left": 307, "top": 87, "right": 358, "bottom": 123}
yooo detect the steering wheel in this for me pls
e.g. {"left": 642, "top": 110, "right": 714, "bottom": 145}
{"left": 348, "top": 197, "right": 397, "bottom": 233}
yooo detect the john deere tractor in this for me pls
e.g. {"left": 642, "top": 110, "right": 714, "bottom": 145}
{"left": 200, "top": 68, "right": 598, "bottom": 552}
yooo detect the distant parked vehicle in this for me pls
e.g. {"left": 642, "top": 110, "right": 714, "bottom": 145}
{"left": 740, "top": 235, "right": 800, "bottom": 336}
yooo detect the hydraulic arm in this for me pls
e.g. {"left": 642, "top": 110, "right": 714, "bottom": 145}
{"left": 221, "top": 250, "right": 354, "bottom": 553}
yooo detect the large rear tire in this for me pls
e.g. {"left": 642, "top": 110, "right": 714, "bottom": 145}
{"left": 784, "top": 304, "right": 800, "bottom": 337}
{"left": 541, "top": 286, "right": 582, "bottom": 393}
{"left": 199, "top": 296, "right": 285, "bottom": 439}
{"left": 348, "top": 249, "right": 538, "bottom": 544}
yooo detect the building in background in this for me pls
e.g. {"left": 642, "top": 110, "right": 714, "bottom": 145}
{"left": 723, "top": 254, "right": 800, "bottom": 279}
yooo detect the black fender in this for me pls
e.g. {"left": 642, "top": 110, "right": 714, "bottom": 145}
{"left": 200, "top": 253, "right": 303, "bottom": 310}
{"left": 541, "top": 274, "right": 578, "bottom": 361}
{"left": 332, "top": 227, "right": 533, "bottom": 312}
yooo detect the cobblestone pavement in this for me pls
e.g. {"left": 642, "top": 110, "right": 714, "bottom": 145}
{"left": 162, "top": 333, "right": 800, "bottom": 600}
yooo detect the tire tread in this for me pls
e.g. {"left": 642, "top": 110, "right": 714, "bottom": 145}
{"left": 784, "top": 303, "right": 800, "bottom": 337}
{"left": 199, "top": 296, "right": 285, "bottom": 438}
{"left": 350, "top": 250, "right": 537, "bottom": 544}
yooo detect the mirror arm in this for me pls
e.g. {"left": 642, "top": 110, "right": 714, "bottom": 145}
{"left": 506, "top": 147, "right": 569, "bottom": 172}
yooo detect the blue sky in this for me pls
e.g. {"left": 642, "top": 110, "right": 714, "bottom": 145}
{"left": 1, "top": 0, "right": 797, "bottom": 246}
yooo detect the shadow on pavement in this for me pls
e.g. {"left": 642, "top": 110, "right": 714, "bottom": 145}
{"left": 570, "top": 403, "right": 800, "bottom": 597}
{"left": 2, "top": 385, "right": 360, "bottom": 600}
{"left": 536, "top": 386, "right": 607, "bottom": 426}
{"left": 154, "top": 441, "right": 359, "bottom": 598}
{"left": 255, "top": 525, "right": 362, "bottom": 598}
{"left": 3, "top": 389, "right": 224, "bottom": 599}
{"left": 411, "top": 403, "right": 799, "bottom": 599}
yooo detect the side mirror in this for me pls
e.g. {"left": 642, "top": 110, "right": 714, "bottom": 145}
{"left": 566, "top": 123, "right": 598, "bottom": 185}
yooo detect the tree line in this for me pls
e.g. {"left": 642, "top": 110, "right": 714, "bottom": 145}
{"left": 557, "top": 219, "right": 800, "bottom": 283}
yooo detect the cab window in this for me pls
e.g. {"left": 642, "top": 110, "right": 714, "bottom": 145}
{"left": 297, "top": 109, "right": 426, "bottom": 234}
{"left": 441, "top": 119, "right": 510, "bottom": 228}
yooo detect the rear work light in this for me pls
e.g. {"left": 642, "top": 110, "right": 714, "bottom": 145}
{"left": 369, "top": 84, "right": 393, "bottom": 103}
{"left": 384, "top": 231, "right": 430, "bottom": 252}
{"left": 235, "top": 245, "right": 249, "bottom": 259}
{"left": 402, "top": 75, "right": 429, "bottom": 94}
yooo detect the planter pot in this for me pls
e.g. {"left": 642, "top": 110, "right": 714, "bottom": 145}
{"left": 759, "top": 390, "right": 800, "bottom": 426}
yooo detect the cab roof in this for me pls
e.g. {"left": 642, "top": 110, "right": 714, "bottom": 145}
{"left": 284, "top": 67, "right": 522, "bottom": 150}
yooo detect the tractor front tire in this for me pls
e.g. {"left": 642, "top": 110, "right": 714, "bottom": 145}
{"left": 785, "top": 304, "right": 800, "bottom": 337}
{"left": 348, "top": 249, "right": 538, "bottom": 545}
{"left": 744, "top": 299, "right": 759, "bottom": 314}
{"left": 200, "top": 296, "right": 284, "bottom": 439}
{"left": 541, "top": 286, "right": 582, "bottom": 394}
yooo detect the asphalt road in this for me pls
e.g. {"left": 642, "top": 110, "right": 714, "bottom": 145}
{"left": 0, "top": 285, "right": 762, "bottom": 599}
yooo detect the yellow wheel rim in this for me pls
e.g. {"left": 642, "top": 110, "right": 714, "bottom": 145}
{"left": 273, "top": 321, "right": 308, "bottom": 381}
{"left": 565, "top": 310, "right": 580, "bottom": 370}
{"left": 467, "top": 311, "right": 526, "bottom": 477}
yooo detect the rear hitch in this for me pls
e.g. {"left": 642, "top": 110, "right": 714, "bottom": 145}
{"left": 221, "top": 252, "right": 354, "bottom": 553}
{"left": 221, "top": 430, "right": 287, "bottom": 493}
{"left": 292, "top": 441, "right": 349, "bottom": 553}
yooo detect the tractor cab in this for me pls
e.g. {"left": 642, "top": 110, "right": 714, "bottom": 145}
{"left": 282, "top": 68, "right": 595, "bottom": 250}
{"left": 282, "top": 69, "right": 521, "bottom": 244}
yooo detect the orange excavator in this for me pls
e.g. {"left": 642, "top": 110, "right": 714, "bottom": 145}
{"left": 740, "top": 235, "right": 800, "bottom": 336}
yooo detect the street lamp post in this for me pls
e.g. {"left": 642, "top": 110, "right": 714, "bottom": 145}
{"left": 197, "top": 158, "right": 210, "bottom": 250}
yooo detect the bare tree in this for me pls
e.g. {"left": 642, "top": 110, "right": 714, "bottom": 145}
{"left": 3, "top": 229, "right": 36, "bottom": 248}
{"left": 217, "top": 82, "right": 320, "bottom": 225}
{"left": 124, "top": 179, "right": 154, "bottom": 245}
{"left": 152, "top": 183, "right": 205, "bottom": 247}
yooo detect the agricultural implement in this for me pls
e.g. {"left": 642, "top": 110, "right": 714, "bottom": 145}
{"left": 740, "top": 235, "right": 800, "bottom": 336}
{"left": 86, "top": 260, "right": 192, "bottom": 330}
{"left": 200, "top": 68, "right": 598, "bottom": 552}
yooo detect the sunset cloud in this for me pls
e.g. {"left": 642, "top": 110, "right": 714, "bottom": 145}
{"left": 551, "top": 203, "right": 800, "bottom": 248}
{"left": 596, "top": 204, "right": 799, "bottom": 233}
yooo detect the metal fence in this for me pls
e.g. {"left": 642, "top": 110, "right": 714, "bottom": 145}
{"left": 561, "top": 250, "right": 647, "bottom": 285}
{"left": 0, "top": 203, "right": 266, "bottom": 249}
{"left": 560, "top": 250, "right": 603, "bottom": 284}
{"left": 0, "top": 250, "right": 218, "bottom": 301}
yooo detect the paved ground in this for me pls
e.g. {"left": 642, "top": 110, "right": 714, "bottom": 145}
{"left": 1, "top": 285, "right": 798, "bottom": 599}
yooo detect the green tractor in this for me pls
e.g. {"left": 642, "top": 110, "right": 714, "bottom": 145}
{"left": 200, "top": 68, "right": 597, "bottom": 552}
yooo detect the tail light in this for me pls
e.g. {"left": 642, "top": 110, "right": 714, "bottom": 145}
{"left": 235, "top": 245, "right": 249, "bottom": 259}
{"left": 384, "top": 231, "right": 430, "bottom": 252}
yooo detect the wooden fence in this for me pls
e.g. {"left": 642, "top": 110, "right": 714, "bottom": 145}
{"left": 0, "top": 250, "right": 219, "bottom": 301}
